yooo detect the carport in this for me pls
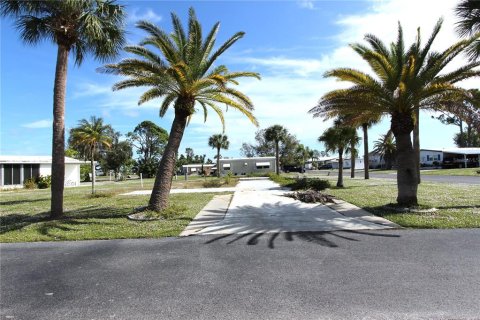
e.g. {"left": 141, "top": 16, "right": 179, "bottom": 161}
{"left": 442, "top": 147, "right": 480, "bottom": 168}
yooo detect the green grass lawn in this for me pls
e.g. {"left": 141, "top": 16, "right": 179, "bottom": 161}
{"left": 1, "top": 182, "right": 226, "bottom": 243}
{"left": 271, "top": 173, "right": 480, "bottom": 228}
{"left": 323, "top": 177, "right": 480, "bottom": 228}
{"left": 421, "top": 168, "right": 480, "bottom": 176}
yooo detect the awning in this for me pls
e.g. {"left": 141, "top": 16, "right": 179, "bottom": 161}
{"left": 223, "top": 164, "right": 231, "bottom": 168}
{"left": 256, "top": 162, "right": 270, "bottom": 166}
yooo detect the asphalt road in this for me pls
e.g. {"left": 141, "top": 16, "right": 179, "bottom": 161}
{"left": 2, "top": 229, "right": 480, "bottom": 320}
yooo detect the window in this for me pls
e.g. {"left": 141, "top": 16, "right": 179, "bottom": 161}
{"left": 222, "top": 164, "right": 231, "bottom": 169}
{"left": 256, "top": 162, "right": 270, "bottom": 169}
{"left": 24, "top": 164, "right": 40, "bottom": 181}
{"left": 3, "top": 164, "right": 21, "bottom": 185}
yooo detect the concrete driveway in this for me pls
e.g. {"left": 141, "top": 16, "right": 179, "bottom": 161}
{"left": 183, "top": 178, "right": 397, "bottom": 235}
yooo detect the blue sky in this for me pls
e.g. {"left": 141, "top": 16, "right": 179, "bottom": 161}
{"left": 1, "top": 0, "right": 473, "bottom": 160}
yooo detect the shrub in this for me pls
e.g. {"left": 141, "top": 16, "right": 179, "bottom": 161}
{"left": 203, "top": 179, "right": 224, "bottom": 188}
{"left": 303, "top": 178, "right": 330, "bottom": 191}
{"left": 23, "top": 178, "right": 37, "bottom": 189}
{"left": 224, "top": 171, "right": 234, "bottom": 185}
{"left": 268, "top": 174, "right": 330, "bottom": 191}
{"left": 36, "top": 175, "right": 51, "bottom": 189}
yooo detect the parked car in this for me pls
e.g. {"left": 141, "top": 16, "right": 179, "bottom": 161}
{"left": 282, "top": 165, "right": 305, "bottom": 173}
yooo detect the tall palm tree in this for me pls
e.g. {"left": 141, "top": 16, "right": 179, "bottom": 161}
{"left": 310, "top": 20, "right": 479, "bottom": 206}
{"left": 101, "top": 8, "right": 260, "bottom": 211}
{"left": 346, "top": 130, "right": 361, "bottom": 178}
{"left": 455, "top": 0, "right": 480, "bottom": 61}
{"left": 373, "top": 132, "right": 397, "bottom": 170}
{"left": 208, "top": 134, "right": 230, "bottom": 177}
{"left": 1, "top": 0, "right": 125, "bottom": 218}
{"left": 69, "top": 117, "right": 113, "bottom": 194}
{"left": 318, "top": 123, "right": 356, "bottom": 188}
{"left": 264, "top": 125, "right": 288, "bottom": 175}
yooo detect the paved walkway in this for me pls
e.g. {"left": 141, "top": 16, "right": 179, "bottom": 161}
{"left": 182, "top": 178, "right": 398, "bottom": 235}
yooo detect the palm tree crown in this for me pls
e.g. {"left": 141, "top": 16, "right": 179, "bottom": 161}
{"left": 455, "top": 0, "right": 480, "bottom": 61}
{"left": 208, "top": 134, "right": 229, "bottom": 177}
{"left": 265, "top": 125, "right": 288, "bottom": 175}
{"left": 1, "top": 0, "right": 126, "bottom": 64}
{"left": 101, "top": 8, "right": 260, "bottom": 129}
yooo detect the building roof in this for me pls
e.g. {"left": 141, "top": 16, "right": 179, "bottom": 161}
{"left": 0, "top": 156, "right": 83, "bottom": 164}
{"left": 442, "top": 147, "right": 480, "bottom": 155}
{"left": 220, "top": 156, "right": 275, "bottom": 162}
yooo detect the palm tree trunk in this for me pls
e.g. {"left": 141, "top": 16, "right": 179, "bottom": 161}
{"left": 337, "top": 149, "right": 344, "bottom": 188}
{"left": 50, "top": 44, "right": 69, "bottom": 219}
{"left": 149, "top": 113, "right": 188, "bottom": 212}
{"left": 275, "top": 141, "right": 280, "bottom": 175}
{"left": 413, "top": 107, "right": 421, "bottom": 184}
{"left": 90, "top": 155, "right": 95, "bottom": 195}
{"left": 459, "top": 120, "right": 464, "bottom": 147}
{"left": 362, "top": 123, "right": 369, "bottom": 179}
{"left": 216, "top": 147, "right": 220, "bottom": 177}
{"left": 350, "top": 151, "right": 355, "bottom": 178}
{"left": 392, "top": 112, "right": 418, "bottom": 206}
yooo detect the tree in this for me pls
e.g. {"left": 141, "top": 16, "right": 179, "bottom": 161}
{"left": 208, "top": 134, "right": 230, "bottom": 177}
{"left": 373, "top": 132, "right": 397, "bottom": 170}
{"left": 104, "top": 132, "right": 133, "bottom": 179}
{"left": 318, "top": 123, "right": 356, "bottom": 188}
{"left": 101, "top": 8, "right": 260, "bottom": 211}
{"left": 346, "top": 131, "right": 361, "bottom": 178}
{"left": 1, "top": 0, "right": 125, "bottom": 218}
{"left": 310, "top": 20, "right": 479, "bottom": 206}
{"left": 127, "top": 121, "right": 168, "bottom": 178}
{"left": 240, "top": 143, "right": 256, "bottom": 157}
{"left": 264, "top": 125, "right": 288, "bottom": 175}
{"left": 69, "top": 117, "right": 113, "bottom": 194}
{"left": 455, "top": 0, "right": 480, "bottom": 61}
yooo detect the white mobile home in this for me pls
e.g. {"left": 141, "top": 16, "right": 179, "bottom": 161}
{"left": 218, "top": 157, "right": 276, "bottom": 176}
{"left": 0, "top": 156, "right": 82, "bottom": 189}
{"left": 330, "top": 157, "right": 365, "bottom": 169}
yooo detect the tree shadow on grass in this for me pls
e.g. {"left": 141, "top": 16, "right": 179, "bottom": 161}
{"left": 0, "top": 206, "right": 128, "bottom": 235}
{"left": 204, "top": 230, "right": 400, "bottom": 249}
{"left": 1, "top": 197, "right": 50, "bottom": 206}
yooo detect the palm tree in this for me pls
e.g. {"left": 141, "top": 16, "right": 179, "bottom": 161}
{"left": 208, "top": 134, "right": 230, "bottom": 177}
{"left": 346, "top": 131, "right": 361, "bottom": 178}
{"left": 1, "top": 0, "right": 125, "bottom": 218}
{"left": 101, "top": 9, "right": 260, "bottom": 211}
{"left": 318, "top": 123, "right": 356, "bottom": 187}
{"left": 455, "top": 0, "right": 480, "bottom": 61}
{"left": 373, "top": 132, "right": 397, "bottom": 170}
{"left": 264, "top": 125, "right": 288, "bottom": 175}
{"left": 310, "top": 20, "right": 479, "bottom": 206}
{"left": 69, "top": 117, "right": 113, "bottom": 194}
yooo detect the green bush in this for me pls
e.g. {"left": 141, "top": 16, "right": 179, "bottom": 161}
{"left": 23, "top": 178, "right": 37, "bottom": 189}
{"left": 80, "top": 164, "right": 91, "bottom": 182}
{"left": 36, "top": 175, "right": 51, "bottom": 189}
{"left": 224, "top": 171, "right": 234, "bottom": 185}
{"left": 203, "top": 179, "right": 224, "bottom": 188}
{"left": 268, "top": 174, "right": 330, "bottom": 191}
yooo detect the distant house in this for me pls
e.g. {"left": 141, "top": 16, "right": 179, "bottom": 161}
{"left": 420, "top": 149, "right": 443, "bottom": 167}
{"left": 329, "top": 157, "right": 364, "bottom": 169}
{"left": 0, "top": 156, "right": 82, "bottom": 189}
{"left": 218, "top": 157, "right": 276, "bottom": 176}
{"left": 441, "top": 147, "right": 480, "bottom": 168}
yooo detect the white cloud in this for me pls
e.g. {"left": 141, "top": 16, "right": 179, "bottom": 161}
{"left": 128, "top": 8, "right": 162, "bottom": 24}
{"left": 22, "top": 119, "right": 51, "bottom": 129}
{"left": 298, "top": 0, "right": 315, "bottom": 10}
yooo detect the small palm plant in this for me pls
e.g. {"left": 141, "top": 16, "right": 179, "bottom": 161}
{"left": 101, "top": 8, "right": 260, "bottom": 211}
{"left": 69, "top": 117, "right": 113, "bottom": 194}
{"left": 373, "top": 132, "right": 397, "bottom": 170}
{"left": 208, "top": 134, "right": 230, "bottom": 177}
{"left": 264, "top": 125, "right": 288, "bottom": 175}
{"left": 0, "top": 0, "right": 125, "bottom": 218}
